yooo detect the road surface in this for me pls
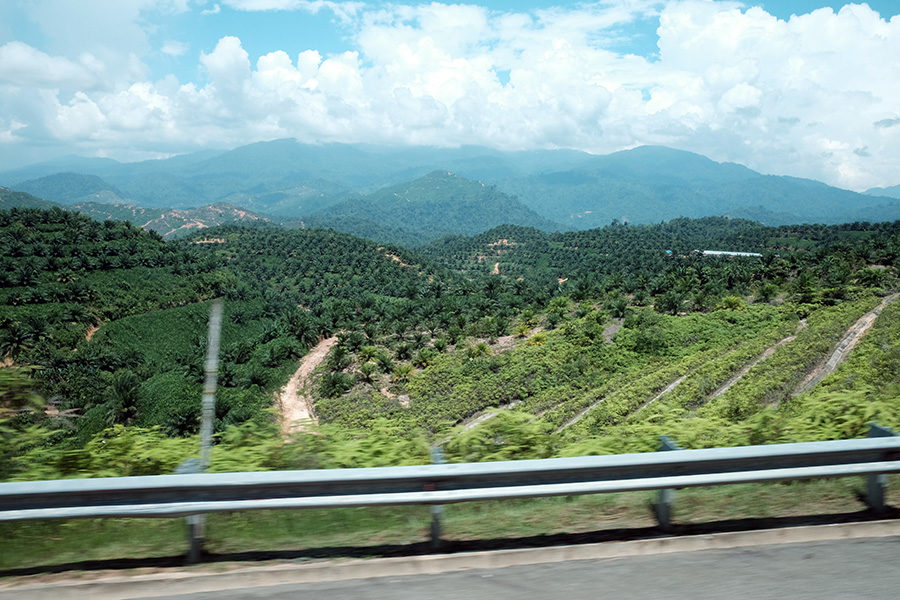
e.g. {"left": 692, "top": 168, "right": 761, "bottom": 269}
{"left": 146, "top": 536, "right": 899, "bottom": 600}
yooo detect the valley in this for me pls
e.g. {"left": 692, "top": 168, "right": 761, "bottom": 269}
{"left": 1, "top": 202, "right": 898, "bottom": 481}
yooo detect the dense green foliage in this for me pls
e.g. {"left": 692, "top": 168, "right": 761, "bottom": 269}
{"left": 309, "top": 171, "right": 560, "bottom": 246}
{"left": 0, "top": 187, "right": 60, "bottom": 211}
{"left": 421, "top": 218, "right": 899, "bottom": 304}
{"left": 1, "top": 208, "right": 898, "bottom": 483}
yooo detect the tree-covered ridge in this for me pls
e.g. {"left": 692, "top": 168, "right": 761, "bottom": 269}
{"left": 305, "top": 171, "right": 562, "bottom": 246}
{"left": 4, "top": 142, "right": 897, "bottom": 228}
{"left": 0, "top": 209, "right": 238, "bottom": 443}
{"left": 14, "top": 172, "right": 127, "bottom": 205}
{"left": 0, "top": 211, "right": 554, "bottom": 448}
{"left": 421, "top": 218, "right": 899, "bottom": 309}
{"left": 0, "top": 187, "right": 59, "bottom": 211}
{"left": 498, "top": 146, "right": 900, "bottom": 228}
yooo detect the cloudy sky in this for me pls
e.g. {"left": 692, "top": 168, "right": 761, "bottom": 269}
{"left": 1, "top": 1, "right": 898, "bottom": 191}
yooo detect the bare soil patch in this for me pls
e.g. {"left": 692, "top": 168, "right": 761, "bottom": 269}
{"left": 278, "top": 336, "right": 338, "bottom": 435}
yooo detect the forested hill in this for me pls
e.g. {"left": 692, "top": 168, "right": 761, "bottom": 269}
{"left": 2, "top": 208, "right": 899, "bottom": 482}
{"left": 14, "top": 172, "right": 128, "bottom": 205}
{"left": 497, "top": 146, "right": 900, "bottom": 228}
{"left": 421, "top": 218, "right": 900, "bottom": 297}
{"left": 0, "top": 187, "right": 59, "bottom": 211}
{"left": 306, "top": 171, "right": 561, "bottom": 246}
{"left": 0, "top": 187, "right": 275, "bottom": 239}
{"left": 1, "top": 209, "right": 518, "bottom": 445}
{"left": 7, "top": 141, "right": 893, "bottom": 229}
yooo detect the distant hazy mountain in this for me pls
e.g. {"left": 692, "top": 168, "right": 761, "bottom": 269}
{"left": 308, "top": 171, "right": 562, "bottom": 246}
{"left": 14, "top": 172, "right": 129, "bottom": 205}
{"left": 2, "top": 140, "right": 897, "bottom": 228}
{"left": 865, "top": 184, "right": 900, "bottom": 200}
{"left": 497, "top": 146, "right": 900, "bottom": 228}
{"left": 73, "top": 202, "right": 274, "bottom": 239}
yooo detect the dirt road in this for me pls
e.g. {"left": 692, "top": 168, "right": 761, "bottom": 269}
{"left": 792, "top": 293, "right": 898, "bottom": 396}
{"left": 278, "top": 336, "right": 338, "bottom": 435}
{"left": 705, "top": 319, "right": 807, "bottom": 403}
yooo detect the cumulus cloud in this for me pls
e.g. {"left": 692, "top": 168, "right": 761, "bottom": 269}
{"left": 0, "top": 42, "right": 100, "bottom": 88}
{"left": 2, "top": 1, "right": 900, "bottom": 191}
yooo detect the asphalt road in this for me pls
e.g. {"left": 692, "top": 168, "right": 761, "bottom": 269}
{"left": 147, "top": 537, "right": 900, "bottom": 600}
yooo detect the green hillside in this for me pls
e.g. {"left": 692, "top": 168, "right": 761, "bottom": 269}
{"left": 0, "top": 188, "right": 276, "bottom": 239}
{"left": 1, "top": 209, "right": 898, "bottom": 484}
{"left": 499, "top": 147, "right": 900, "bottom": 228}
{"left": 309, "top": 171, "right": 562, "bottom": 245}
{"left": 0, "top": 187, "right": 59, "bottom": 210}
{"left": 4, "top": 142, "right": 895, "bottom": 228}
{"left": 14, "top": 172, "right": 128, "bottom": 205}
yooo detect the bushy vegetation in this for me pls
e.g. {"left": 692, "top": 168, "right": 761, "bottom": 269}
{"left": 1, "top": 208, "right": 899, "bottom": 483}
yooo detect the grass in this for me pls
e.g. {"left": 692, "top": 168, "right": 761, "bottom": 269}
{"left": 2, "top": 475, "right": 897, "bottom": 575}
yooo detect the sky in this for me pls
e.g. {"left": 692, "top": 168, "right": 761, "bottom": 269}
{"left": 1, "top": 1, "right": 899, "bottom": 191}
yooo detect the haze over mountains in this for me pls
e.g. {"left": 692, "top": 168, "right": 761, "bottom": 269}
{"left": 866, "top": 184, "right": 900, "bottom": 200}
{"left": 1, "top": 141, "right": 898, "bottom": 244}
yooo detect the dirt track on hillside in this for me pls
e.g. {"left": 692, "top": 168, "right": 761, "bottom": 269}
{"left": 278, "top": 336, "right": 338, "bottom": 436}
{"left": 792, "top": 293, "right": 898, "bottom": 396}
{"left": 703, "top": 319, "right": 808, "bottom": 404}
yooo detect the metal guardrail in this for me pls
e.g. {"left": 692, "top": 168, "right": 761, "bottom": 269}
{"left": 1, "top": 424, "right": 897, "bottom": 558}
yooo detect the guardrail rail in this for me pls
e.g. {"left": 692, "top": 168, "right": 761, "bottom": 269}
{"left": 2, "top": 423, "right": 897, "bottom": 561}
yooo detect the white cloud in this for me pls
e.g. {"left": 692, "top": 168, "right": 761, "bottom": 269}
{"left": 2, "top": 1, "right": 900, "bottom": 190}
{"left": 161, "top": 40, "right": 189, "bottom": 56}
{"left": 0, "top": 120, "right": 26, "bottom": 143}
{"left": 202, "top": 3, "right": 222, "bottom": 15}
{"left": 200, "top": 36, "right": 251, "bottom": 90}
{"left": 0, "top": 42, "right": 100, "bottom": 88}
{"left": 222, "top": 0, "right": 364, "bottom": 23}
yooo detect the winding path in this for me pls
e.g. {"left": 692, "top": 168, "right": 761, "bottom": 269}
{"left": 278, "top": 336, "right": 338, "bottom": 436}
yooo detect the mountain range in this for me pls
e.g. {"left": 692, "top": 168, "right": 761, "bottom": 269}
{"left": 2, "top": 141, "right": 898, "bottom": 244}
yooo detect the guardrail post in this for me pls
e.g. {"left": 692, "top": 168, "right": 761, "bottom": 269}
{"left": 181, "top": 299, "right": 223, "bottom": 564}
{"left": 866, "top": 422, "right": 896, "bottom": 513}
{"left": 429, "top": 446, "right": 445, "bottom": 551}
{"left": 654, "top": 435, "right": 682, "bottom": 530}
{"left": 175, "top": 458, "right": 204, "bottom": 563}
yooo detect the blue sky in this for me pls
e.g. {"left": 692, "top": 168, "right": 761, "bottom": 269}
{"left": 1, "top": 1, "right": 899, "bottom": 190}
